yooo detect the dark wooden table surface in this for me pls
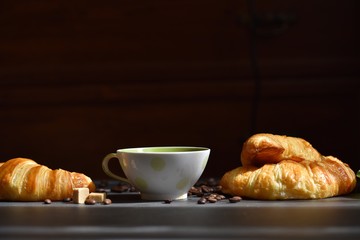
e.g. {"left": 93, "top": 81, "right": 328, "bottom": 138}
{"left": 1, "top": 190, "right": 360, "bottom": 240}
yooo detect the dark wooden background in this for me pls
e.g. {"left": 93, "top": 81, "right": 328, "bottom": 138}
{"left": 0, "top": 0, "right": 359, "bottom": 180}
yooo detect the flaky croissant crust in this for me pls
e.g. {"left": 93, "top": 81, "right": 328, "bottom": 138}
{"left": 0, "top": 158, "right": 95, "bottom": 201}
{"left": 240, "top": 133, "right": 323, "bottom": 166}
{"left": 220, "top": 134, "right": 356, "bottom": 200}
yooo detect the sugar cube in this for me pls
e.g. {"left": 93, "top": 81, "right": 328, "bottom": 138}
{"left": 73, "top": 188, "right": 90, "bottom": 204}
{"left": 87, "top": 192, "right": 106, "bottom": 203}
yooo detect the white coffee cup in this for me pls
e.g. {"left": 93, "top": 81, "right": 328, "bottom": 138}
{"left": 102, "top": 146, "right": 210, "bottom": 200}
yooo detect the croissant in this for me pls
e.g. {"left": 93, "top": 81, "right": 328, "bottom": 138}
{"left": 0, "top": 158, "right": 96, "bottom": 201}
{"left": 220, "top": 133, "right": 356, "bottom": 200}
{"left": 240, "top": 133, "right": 323, "bottom": 166}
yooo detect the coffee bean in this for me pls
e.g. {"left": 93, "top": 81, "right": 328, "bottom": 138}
{"left": 111, "top": 184, "right": 129, "bottom": 193}
{"left": 201, "top": 185, "right": 213, "bottom": 193}
{"left": 188, "top": 186, "right": 204, "bottom": 197}
{"left": 96, "top": 188, "right": 111, "bottom": 193}
{"left": 191, "top": 178, "right": 243, "bottom": 205}
{"left": 212, "top": 185, "right": 223, "bottom": 193}
{"left": 207, "top": 197, "right": 217, "bottom": 203}
{"left": 229, "top": 196, "right": 242, "bottom": 203}
{"left": 208, "top": 193, "right": 217, "bottom": 198}
{"left": 163, "top": 199, "right": 172, "bottom": 204}
{"left": 103, "top": 199, "right": 112, "bottom": 205}
{"left": 63, "top": 197, "right": 72, "bottom": 202}
{"left": 206, "top": 178, "right": 218, "bottom": 187}
{"left": 44, "top": 199, "right": 52, "bottom": 204}
{"left": 197, "top": 197, "right": 207, "bottom": 204}
{"left": 188, "top": 186, "right": 200, "bottom": 195}
{"left": 85, "top": 198, "right": 97, "bottom": 205}
{"left": 195, "top": 190, "right": 204, "bottom": 197}
{"left": 216, "top": 194, "right": 226, "bottom": 200}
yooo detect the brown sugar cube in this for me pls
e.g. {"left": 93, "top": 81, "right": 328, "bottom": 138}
{"left": 87, "top": 192, "right": 106, "bottom": 203}
{"left": 73, "top": 188, "right": 90, "bottom": 204}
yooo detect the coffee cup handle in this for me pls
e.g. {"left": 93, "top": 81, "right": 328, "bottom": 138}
{"left": 102, "top": 153, "right": 131, "bottom": 184}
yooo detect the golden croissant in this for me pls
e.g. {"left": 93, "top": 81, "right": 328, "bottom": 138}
{"left": 220, "top": 133, "right": 356, "bottom": 200}
{"left": 0, "top": 158, "right": 96, "bottom": 201}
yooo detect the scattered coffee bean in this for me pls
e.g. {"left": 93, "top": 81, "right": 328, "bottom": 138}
{"left": 197, "top": 197, "right": 207, "bottom": 204}
{"left": 188, "top": 186, "right": 204, "bottom": 197}
{"left": 206, "top": 178, "right": 218, "bottom": 187}
{"left": 188, "top": 186, "right": 200, "bottom": 195}
{"left": 208, "top": 193, "right": 217, "bottom": 198}
{"left": 63, "top": 197, "right": 72, "bottom": 202}
{"left": 212, "top": 185, "right": 223, "bottom": 193}
{"left": 163, "top": 199, "right": 172, "bottom": 204}
{"left": 96, "top": 188, "right": 111, "bottom": 193}
{"left": 196, "top": 192, "right": 205, "bottom": 197}
{"left": 229, "top": 196, "right": 242, "bottom": 203}
{"left": 103, "top": 199, "right": 112, "bottom": 205}
{"left": 216, "top": 194, "right": 226, "bottom": 200}
{"left": 207, "top": 197, "right": 217, "bottom": 203}
{"left": 85, "top": 198, "right": 97, "bottom": 205}
{"left": 201, "top": 185, "right": 213, "bottom": 193}
{"left": 188, "top": 178, "right": 245, "bottom": 205}
{"left": 111, "top": 184, "right": 129, "bottom": 193}
{"left": 44, "top": 199, "right": 52, "bottom": 204}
